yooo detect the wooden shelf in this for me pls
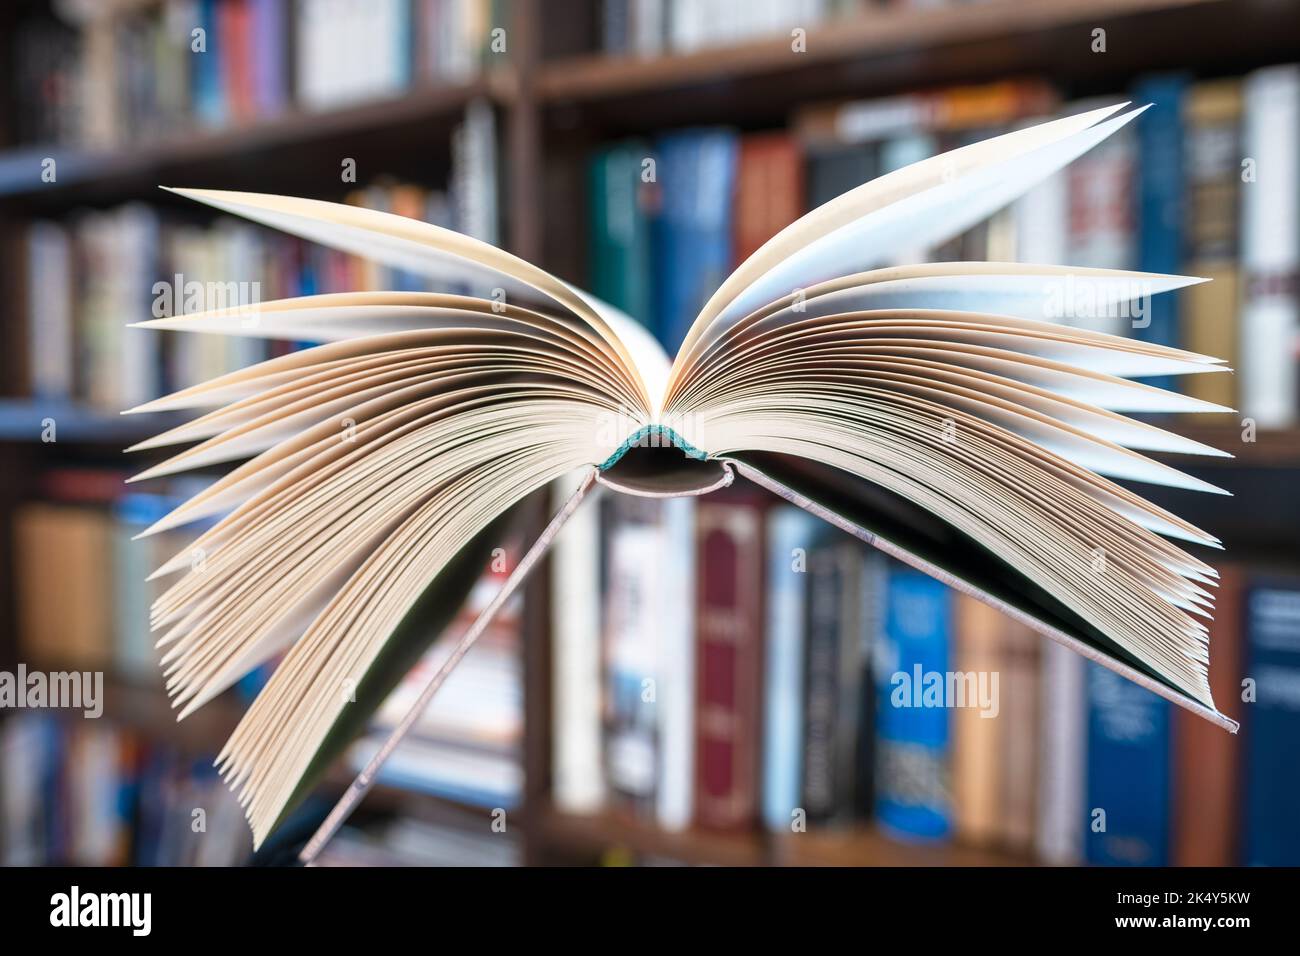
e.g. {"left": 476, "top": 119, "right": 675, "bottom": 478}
{"left": 539, "top": 0, "right": 1213, "bottom": 104}
{"left": 0, "top": 76, "right": 512, "bottom": 207}
{"left": 531, "top": 806, "right": 1028, "bottom": 866}
{"left": 533, "top": 806, "right": 768, "bottom": 866}
{"left": 772, "top": 827, "right": 1031, "bottom": 867}
{"left": 0, "top": 399, "right": 181, "bottom": 445}
{"left": 2, "top": 0, "right": 1297, "bottom": 868}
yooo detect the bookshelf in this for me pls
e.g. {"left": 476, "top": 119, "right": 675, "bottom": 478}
{"left": 1, "top": 0, "right": 1297, "bottom": 868}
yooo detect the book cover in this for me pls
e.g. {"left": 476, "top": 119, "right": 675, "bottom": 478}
{"left": 874, "top": 566, "right": 952, "bottom": 841}
{"left": 1132, "top": 74, "right": 1190, "bottom": 391}
{"left": 653, "top": 128, "right": 739, "bottom": 348}
{"left": 761, "top": 505, "right": 816, "bottom": 832}
{"left": 693, "top": 490, "right": 766, "bottom": 831}
{"left": 1084, "top": 665, "right": 1171, "bottom": 866}
{"left": 1242, "top": 574, "right": 1300, "bottom": 865}
{"left": 1240, "top": 65, "right": 1300, "bottom": 427}
{"left": 1173, "top": 564, "right": 1244, "bottom": 866}
{"left": 588, "top": 140, "right": 655, "bottom": 328}
{"left": 799, "top": 532, "right": 861, "bottom": 825}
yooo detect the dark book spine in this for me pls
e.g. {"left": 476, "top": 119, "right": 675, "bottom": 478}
{"left": 1084, "top": 663, "right": 1171, "bottom": 865}
{"left": 1133, "top": 73, "right": 1190, "bottom": 391}
{"left": 800, "top": 539, "right": 846, "bottom": 823}
{"left": 1243, "top": 575, "right": 1300, "bottom": 865}
{"left": 693, "top": 495, "right": 765, "bottom": 831}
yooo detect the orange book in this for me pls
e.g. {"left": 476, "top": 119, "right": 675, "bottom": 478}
{"left": 732, "top": 133, "right": 804, "bottom": 266}
{"left": 1173, "top": 564, "right": 1244, "bottom": 866}
{"left": 14, "top": 502, "right": 113, "bottom": 669}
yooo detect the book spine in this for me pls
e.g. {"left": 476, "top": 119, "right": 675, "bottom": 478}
{"left": 1013, "top": 135, "right": 1069, "bottom": 268}
{"left": 799, "top": 535, "right": 849, "bottom": 824}
{"left": 1132, "top": 76, "right": 1189, "bottom": 389}
{"left": 1084, "top": 664, "right": 1171, "bottom": 865}
{"left": 874, "top": 566, "right": 952, "bottom": 840}
{"left": 732, "top": 133, "right": 804, "bottom": 266}
{"left": 602, "top": 496, "right": 664, "bottom": 817}
{"left": 656, "top": 496, "right": 697, "bottom": 831}
{"left": 851, "top": 550, "right": 883, "bottom": 819}
{"left": 550, "top": 472, "right": 606, "bottom": 815}
{"left": 193, "top": 0, "right": 225, "bottom": 126}
{"left": 1181, "top": 82, "right": 1242, "bottom": 414}
{"left": 997, "top": 614, "right": 1040, "bottom": 852}
{"left": 1240, "top": 65, "right": 1300, "bottom": 427}
{"left": 25, "top": 221, "right": 74, "bottom": 400}
{"left": 1242, "top": 574, "right": 1300, "bottom": 865}
{"left": 761, "top": 506, "right": 815, "bottom": 831}
{"left": 652, "top": 130, "right": 738, "bottom": 349}
{"left": 1065, "top": 98, "right": 1135, "bottom": 327}
{"left": 951, "top": 594, "right": 1002, "bottom": 845}
{"left": 1172, "top": 564, "right": 1243, "bottom": 866}
{"left": 588, "top": 142, "right": 654, "bottom": 328}
{"left": 250, "top": 0, "right": 288, "bottom": 116}
{"left": 693, "top": 494, "right": 765, "bottom": 831}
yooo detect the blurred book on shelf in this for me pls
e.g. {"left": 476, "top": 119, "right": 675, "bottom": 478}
{"left": 11, "top": 467, "right": 209, "bottom": 680}
{"left": 20, "top": 136, "right": 495, "bottom": 414}
{"left": 0, "top": 712, "right": 248, "bottom": 866}
{"left": 11, "top": 0, "right": 507, "bottom": 149}
{"left": 550, "top": 470, "right": 1293, "bottom": 864}
{"left": 315, "top": 812, "right": 522, "bottom": 866}
{"left": 1241, "top": 572, "right": 1300, "bottom": 866}
{"left": 584, "top": 70, "right": 1299, "bottom": 418}
{"left": 347, "top": 542, "right": 524, "bottom": 810}
{"left": 3, "top": 0, "right": 1298, "bottom": 872}
{"left": 597, "top": 0, "right": 872, "bottom": 57}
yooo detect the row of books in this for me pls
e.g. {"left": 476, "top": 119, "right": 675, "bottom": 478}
{"left": 587, "top": 68, "right": 1300, "bottom": 424}
{"left": 13, "top": 0, "right": 505, "bottom": 147}
{"left": 23, "top": 98, "right": 498, "bottom": 413}
{"left": 598, "top": 0, "right": 857, "bottom": 56}
{"left": 11, "top": 469, "right": 208, "bottom": 684}
{"left": 0, "top": 712, "right": 247, "bottom": 866}
{"left": 9, "top": 464, "right": 526, "bottom": 819}
{"left": 549, "top": 477, "right": 1300, "bottom": 865}
{"left": 346, "top": 543, "right": 525, "bottom": 810}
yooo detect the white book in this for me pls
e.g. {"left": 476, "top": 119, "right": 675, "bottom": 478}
{"left": 656, "top": 495, "right": 696, "bottom": 831}
{"left": 1036, "top": 639, "right": 1087, "bottom": 863}
{"left": 550, "top": 471, "right": 606, "bottom": 814}
{"left": 25, "top": 221, "right": 74, "bottom": 400}
{"left": 1014, "top": 147, "right": 1069, "bottom": 269}
{"left": 761, "top": 506, "right": 815, "bottom": 831}
{"left": 1240, "top": 64, "right": 1300, "bottom": 427}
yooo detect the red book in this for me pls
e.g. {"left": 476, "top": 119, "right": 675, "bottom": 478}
{"left": 694, "top": 489, "right": 766, "bottom": 830}
{"left": 1173, "top": 563, "right": 1244, "bottom": 865}
{"left": 219, "top": 0, "right": 254, "bottom": 124}
{"left": 732, "top": 133, "right": 804, "bottom": 266}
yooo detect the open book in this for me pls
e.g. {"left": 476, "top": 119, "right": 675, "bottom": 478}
{"left": 128, "top": 103, "right": 1236, "bottom": 851}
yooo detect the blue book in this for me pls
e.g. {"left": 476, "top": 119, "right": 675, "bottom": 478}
{"left": 588, "top": 141, "right": 654, "bottom": 327}
{"left": 1242, "top": 577, "right": 1300, "bottom": 865}
{"left": 761, "top": 506, "right": 817, "bottom": 831}
{"left": 1132, "top": 74, "right": 1190, "bottom": 391}
{"left": 652, "top": 129, "right": 738, "bottom": 349}
{"left": 192, "top": 0, "right": 226, "bottom": 127}
{"left": 1084, "top": 663, "right": 1170, "bottom": 865}
{"left": 874, "top": 566, "right": 952, "bottom": 840}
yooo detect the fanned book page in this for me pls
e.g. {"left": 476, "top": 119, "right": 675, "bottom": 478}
{"left": 129, "top": 103, "right": 1236, "bottom": 849}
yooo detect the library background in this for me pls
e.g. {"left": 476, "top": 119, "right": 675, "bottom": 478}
{"left": 0, "top": 0, "right": 1297, "bottom": 868}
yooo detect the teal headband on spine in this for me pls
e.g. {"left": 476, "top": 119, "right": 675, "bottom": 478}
{"left": 597, "top": 425, "right": 709, "bottom": 471}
